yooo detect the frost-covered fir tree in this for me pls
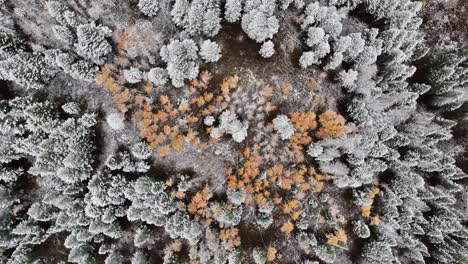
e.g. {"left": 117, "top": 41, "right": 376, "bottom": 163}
{"left": 147, "top": 67, "right": 169, "bottom": 86}
{"left": 160, "top": 39, "right": 199, "bottom": 88}
{"left": 0, "top": 51, "right": 54, "bottom": 90}
{"left": 225, "top": 0, "right": 243, "bottom": 23}
{"left": 138, "top": 0, "right": 160, "bottom": 17}
{"left": 200, "top": 40, "right": 222, "bottom": 62}
{"left": 259, "top": 40, "right": 275, "bottom": 58}
{"left": 55, "top": 53, "right": 98, "bottom": 81}
{"left": 123, "top": 67, "right": 143, "bottom": 84}
{"left": 213, "top": 110, "right": 248, "bottom": 143}
{"left": 171, "top": 0, "right": 222, "bottom": 37}
{"left": 272, "top": 114, "right": 295, "bottom": 140}
{"left": 241, "top": 1, "right": 279, "bottom": 43}
{"left": 76, "top": 22, "right": 112, "bottom": 65}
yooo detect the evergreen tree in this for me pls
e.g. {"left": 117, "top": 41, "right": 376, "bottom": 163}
{"left": 259, "top": 40, "right": 275, "bottom": 58}
{"left": 76, "top": 23, "right": 112, "bottom": 65}
{"left": 138, "top": 0, "right": 160, "bottom": 17}
{"left": 225, "top": 0, "right": 243, "bottom": 23}
{"left": 200, "top": 40, "right": 222, "bottom": 62}
{"left": 241, "top": 3, "right": 279, "bottom": 43}
{"left": 160, "top": 39, "right": 199, "bottom": 88}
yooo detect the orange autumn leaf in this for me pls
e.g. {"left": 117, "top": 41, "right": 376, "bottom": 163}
{"left": 316, "top": 111, "right": 349, "bottom": 138}
{"left": 281, "top": 83, "right": 293, "bottom": 94}
{"left": 100, "top": 64, "right": 111, "bottom": 76}
{"left": 226, "top": 75, "right": 239, "bottom": 87}
{"left": 199, "top": 70, "right": 212, "bottom": 88}
{"left": 156, "top": 111, "right": 169, "bottom": 123}
{"left": 273, "top": 197, "right": 283, "bottom": 205}
{"left": 171, "top": 242, "right": 182, "bottom": 252}
{"left": 155, "top": 134, "right": 165, "bottom": 144}
{"left": 198, "top": 142, "right": 208, "bottom": 150}
{"left": 165, "top": 178, "right": 173, "bottom": 187}
{"left": 306, "top": 79, "right": 319, "bottom": 91}
{"left": 117, "top": 103, "right": 127, "bottom": 113}
{"left": 144, "top": 81, "right": 153, "bottom": 95}
{"left": 204, "top": 92, "right": 214, "bottom": 102}
{"left": 179, "top": 104, "right": 189, "bottom": 112}
{"left": 149, "top": 141, "right": 157, "bottom": 150}
{"left": 159, "top": 146, "right": 170, "bottom": 157}
{"left": 292, "top": 211, "right": 301, "bottom": 221}
{"left": 280, "top": 222, "right": 294, "bottom": 234}
{"left": 171, "top": 140, "right": 183, "bottom": 150}
{"left": 134, "top": 95, "right": 144, "bottom": 105}
{"left": 282, "top": 199, "right": 299, "bottom": 214}
{"left": 267, "top": 247, "right": 277, "bottom": 262}
{"left": 169, "top": 109, "right": 179, "bottom": 117}
{"left": 255, "top": 194, "right": 267, "bottom": 207}
{"left": 141, "top": 119, "right": 152, "bottom": 128}
{"left": 243, "top": 148, "right": 251, "bottom": 158}
{"left": 369, "top": 188, "right": 380, "bottom": 199}
{"left": 326, "top": 229, "right": 348, "bottom": 246}
{"left": 163, "top": 102, "right": 173, "bottom": 112}
{"left": 221, "top": 82, "right": 230, "bottom": 96}
{"left": 202, "top": 109, "right": 211, "bottom": 116}
{"left": 208, "top": 137, "right": 218, "bottom": 145}
{"left": 160, "top": 95, "right": 169, "bottom": 105}
{"left": 188, "top": 185, "right": 212, "bottom": 219}
{"left": 208, "top": 104, "right": 216, "bottom": 113}
{"left": 263, "top": 84, "right": 274, "bottom": 97}
{"left": 370, "top": 215, "right": 381, "bottom": 226}
{"left": 361, "top": 205, "right": 372, "bottom": 217}
{"left": 117, "top": 31, "right": 127, "bottom": 50}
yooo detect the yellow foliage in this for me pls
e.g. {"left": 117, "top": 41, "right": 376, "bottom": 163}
{"left": 292, "top": 211, "right": 301, "bottom": 221}
{"left": 306, "top": 79, "right": 319, "bottom": 91}
{"left": 370, "top": 215, "right": 381, "bottom": 226}
{"left": 144, "top": 81, "right": 153, "bottom": 95}
{"left": 171, "top": 242, "right": 182, "bottom": 252}
{"left": 280, "top": 222, "right": 294, "bottom": 233}
{"left": 291, "top": 112, "right": 317, "bottom": 130}
{"left": 263, "top": 84, "right": 274, "bottom": 97}
{"left": 369, "top": 188, "right": 380, "bottom": 199}
{"left": 282, "top": 199, "right": 299, "bottom": 214}
{"left": 361, "top": 205, "right": 372, "bottom": 217}
{"left": 316, "top": 111, "right": 348, "bottom": 138}
{"left": 267, "top": 247, "right": 277, "bottom": 262}
{"left": 281, "top": 83, "right": 293, "bottom": 94}
{"left": 160, "top": 95, "right": 169, "bottom": 105}
{"left": 219, "top": 228, "right": 241, "bottom": 251}
{"left": 326, "top": 229, "right": 347, "bottom": 246}
{"left": 188, "top": 185, "right": 213, "bottom": 219}
{"left": 159, "top": 146, "right": 170, "bottom": 157}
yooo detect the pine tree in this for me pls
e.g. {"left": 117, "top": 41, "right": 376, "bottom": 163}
{"left": 55, "top": 53, "right": 98, "bottom": 81}
{"left": 76, "top": 23, "right": 112, "bottom": 65}
{"left": 199, "top": 40, "right": 222, "bottom": 62}
{"left": 0, "top": 51, "right": 54, "bottom": 90}
{"left": 138, "top": 0, "right": 160, "bottom": 17}
{"left": 160, "top": 39, "right": 199, "bottom": 88}
{"left": 123, "top": 67, "right": 143, "bottom": 84}
{"left": 171, "top": 0, "right": 222, "bottom": 37}
{"left": 147, "top": 67, "right": 169, "bottom": 86}
{"left": 215, "top": 110, "right": 248, "bottom": 143}
{"left": 272, "top": 114, "right": 295, "bottom": 140}
{"left": 106, "top": 113, "right": 125, "bottom": 131}
{"left": 259, "top": 40, "right": 275, "bottom": 58}
{"left": 225, "top": 0, "right": 243, "bottom": 23}
{"left": 241, "top": 4, "right": 279, "bottom": 43}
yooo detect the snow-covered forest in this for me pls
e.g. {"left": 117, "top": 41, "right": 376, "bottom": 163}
{"left": 0, "top": 0, "right": 467, "bottom": 263}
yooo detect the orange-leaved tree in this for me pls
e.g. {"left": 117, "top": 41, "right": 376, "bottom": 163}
{"left": 316, "top": 111, "right": 348, "bottom": 138}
